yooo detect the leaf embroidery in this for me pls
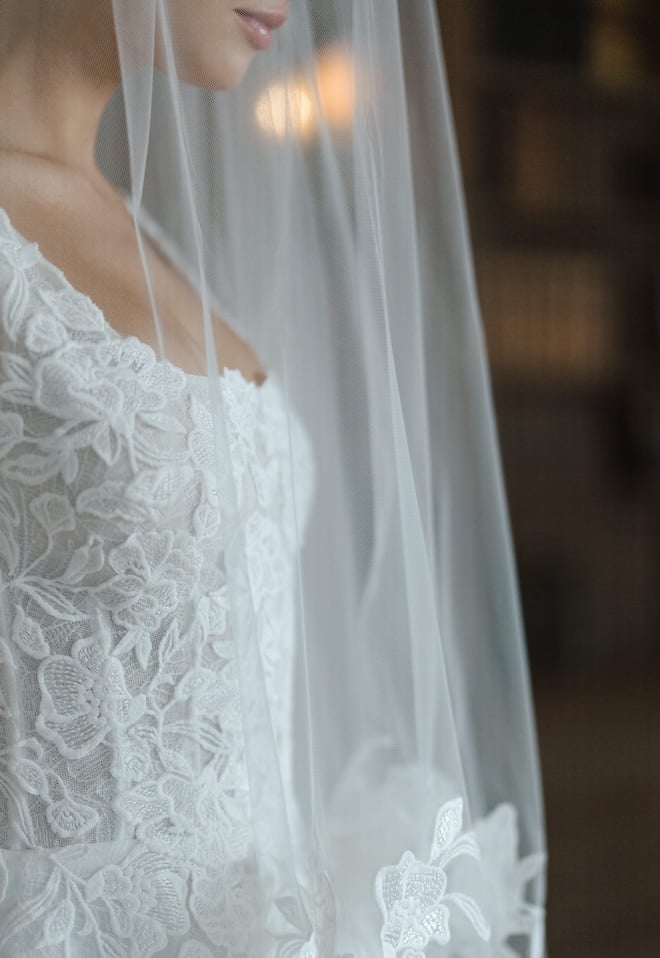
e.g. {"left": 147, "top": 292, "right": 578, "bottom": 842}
{"left": 375, "top": 798, "right": 491, "bottom": 956}
{"left": 0, "top": 207, "right": 317, "bottom": 956}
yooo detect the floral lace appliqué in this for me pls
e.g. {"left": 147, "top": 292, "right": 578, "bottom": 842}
{"left": 375, "top": 798, "right": 491, "bottom": 956}
{"left": 0, "top": 207, "right": 317, "bottom": 956}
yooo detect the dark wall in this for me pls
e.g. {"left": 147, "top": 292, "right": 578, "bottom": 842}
{"left": 437, "top": 1, "right": 660, "bottom": 954}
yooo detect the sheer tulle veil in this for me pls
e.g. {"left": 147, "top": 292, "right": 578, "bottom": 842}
{"left": 0, "top": 1, "right": 546, "bottom": 955}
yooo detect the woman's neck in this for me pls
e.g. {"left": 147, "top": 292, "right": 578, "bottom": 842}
{"left": 0, "top": 0, "right": 119, "bottom": 185}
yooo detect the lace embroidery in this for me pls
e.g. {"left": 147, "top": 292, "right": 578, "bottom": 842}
{"left": 374, "top": 795, "right": 545, "bottom": 958}
{"left": 0, "top": 209, "right": 545, "bottom": 956}
{"left": 467, "top": 804, "right": 546, "bottom": 958}
{"left": 0, "top": 208, "right": 316, "bottom": 956}
{"left": 375, "top": 798, "right": 490, "bottom": 956}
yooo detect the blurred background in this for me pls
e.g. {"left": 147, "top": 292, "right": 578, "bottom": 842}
{"left": 436, "top": 1, "right": 660, "bottom": 955}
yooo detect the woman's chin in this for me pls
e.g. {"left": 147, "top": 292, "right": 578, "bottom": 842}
{"left": 175, "top": 46, "right": 256, "bottom": 91}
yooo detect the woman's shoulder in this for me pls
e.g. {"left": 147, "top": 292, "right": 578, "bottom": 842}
{"left": 0, "top": 204, "right": 41, "bottom": 277}
{"left": 0, "top": 156, "right": 132, "bottom": 309}
{"left": 0, "top": 200, "right": 110, "bottom": 361}
{"left": 0, "top": 151, "right": 80, "bottom": 253}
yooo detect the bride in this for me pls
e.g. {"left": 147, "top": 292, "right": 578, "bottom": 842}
{"left": 0, "top": 2, "right": 547, "bottom": 956}
{"left": 0, "top": 0, "right": 272, "bottom": 382}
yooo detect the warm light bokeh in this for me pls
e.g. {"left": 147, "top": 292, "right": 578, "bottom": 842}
{"left": 255, "top": 45, "right": 355, "bottom": 140}
{"left": 254, "top": 81, "right": 315, "bottom": 139}
{"left": 315, "top": 45, "right": 356, "bottom": 132}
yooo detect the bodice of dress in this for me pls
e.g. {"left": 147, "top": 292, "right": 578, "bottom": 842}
{"left": 0, "top": 208, "right": 546, "bottom": 958}
{"left": 0, "top": 208, "right": 316, "bottom": 956}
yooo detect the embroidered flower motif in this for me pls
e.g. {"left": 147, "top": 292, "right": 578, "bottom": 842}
{"left": 120, "top": 734, "right": 249, "bottom": 864}
{"left": 38, "top": 286, "right": 107, "bottom": 336}
{"left": 11, "top": 605, "right": 49, "bottom": 659}
{"left": 29, "top": 491, "right": 76, "bottom": 535}
{"left": 24, "top": 308, "right": 69, "bottom": 354}
{"left": 37, "top": 627, "right": 147, "bottom": 759}
{"left": 216, "top": 369, "right": 259, "bottom": 483}
{"left": 375, "top": 797, "right": 491, "bottom": 956}
{"left": 85, "top": 862, "right": 135, "bottom": 909}
{"left": 84, "top": 849, "right": 190, "bottom": 956}
{"left": 469, "top": 803, "right": 546, "bottom": 958}
{"left": 0, "top": 209, "right": 318, "bottom": 955}
{"left": 95, "top": 529, "right": 202, "bottom": 666}
{"left": 44, "top": 772, "right": 100, "bottom": 839}
{"left": 178, "top": 942, "right": 216, "bottom": 958}
{"left": 38, "top": 898, "right": 75, "bottom": 947}
{"left": 245, "top": 512, "right": 287, "bottom": 610}
{"left": 189, "top": 857, "right": 257, "bottom": 952}
{"left": 59, "top": 534, "right": 105, "bottom": 584}
{"left": 29, "top": 342, "right": 183, "bottom": 471}
{"left": 33, "top": 353, "right": 133, "bottom": 464}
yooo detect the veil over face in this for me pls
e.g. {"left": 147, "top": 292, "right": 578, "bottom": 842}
{"left": 157, "top": 0, "right": 291, "bottom": 89}
{"left": 0, "top": 2, "right": 547, "bottom": 956}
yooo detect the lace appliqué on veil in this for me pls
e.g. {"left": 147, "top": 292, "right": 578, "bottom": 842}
{"left": 374, "top": 796, "right": 545, "bottom": 958}
{"left": 375, "top": 798, "right": 490, "bottom": 957}
{"left": 266, "top": 792, "right": 544, "bottom": 958}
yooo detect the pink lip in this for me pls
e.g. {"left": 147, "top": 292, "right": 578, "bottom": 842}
{"left": 236, "top": 8, "right": 288, "bottom": 30}
{"left": 235, "top": 8, "right": 288, "bottom": 50}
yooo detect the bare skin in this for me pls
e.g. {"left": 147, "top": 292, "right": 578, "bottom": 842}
{"left": 0, "top": 155, "right": 267, "bottom": 384}
{"left": 0, "top": 0, "right": 290, "bottom": 384}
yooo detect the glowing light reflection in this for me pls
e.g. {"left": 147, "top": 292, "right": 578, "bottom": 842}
{"left": 255, "top": 45, "right": 355, "bottom": 140}
{"left": 255, "top": 82, "right": 314, "bottom": 139}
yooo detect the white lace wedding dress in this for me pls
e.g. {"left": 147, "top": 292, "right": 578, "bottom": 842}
{"left": 0, "top": 207, "right": 546, "bottom": 958}
{"left": 0, "top": 207, "right": 316, "bottom": 957}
